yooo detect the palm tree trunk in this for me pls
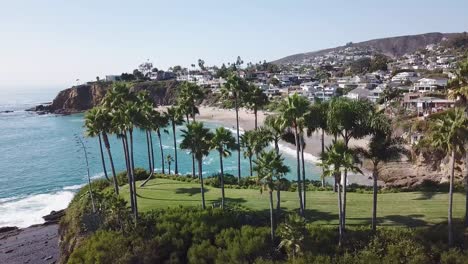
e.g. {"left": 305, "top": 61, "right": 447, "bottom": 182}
{"left": 301, "top": 136, "right": 306, "bottom": 210}
{"left": 98, "top": 134, "right": 109, "bottom": 181}
{"left": 103, "top": 133, "right": 119, "bottom": 195}
{"left": 235, "top": 96, "right": 241, "bottom": 184}
{"left": 342, "top": 136, "right": 349, "bottom": 231}
{"left": 146, "top": 130, "right": 152, "bottom": 174}
{"left": 168, "top": 162, "right": 171, "bottom": 175}
{"left": 249, "top": 156, "right": 253, "bottom": 177}
{"left": 126, "top": 133, "right": 138, "bottom": 221}
{"left": 122, "top": 136, "right": 135, "bottom": 214}
{"left": 337, "top": 174, "right": 343, "bottom": 246}
{"left": 448, "top": 150, "right": 455, "bottom": 247}
{"left": 254, "top": 108, "right": 258, "bottom": 130}
{"left": 186, "top": 115, "right": 196, "bottom": 178}
{"left": 157, "top": 130, "right": 165, "bottom": 174}
{"left": 172, "top": 121, "right": 179, "bottom": 175}
{"left": 219, "top": 151, "right": 225, "bottom": 209}
{"left": 276, "top": 188, "right": 281, "bottom": 213}
{"left": 465, "top": 151, "right": 468, "bottom": 228}
{"left": 274, "top": 139, "right": 279, "bottom": 155}
{"left": 269, "top": 190, "right": 275, "bottom": 241}
{"left": 372, "top": 165, "right": 378, "bottom": 232}
{"left": 294, "top": 126, "right": 304, "bottom": 215}
{"left": 321, "top": 129, "right": 325, "bottom": 187}
{"left": 150, "top": 132, "right": 155, "bottom": 173}
{"left": 199, "top": 159, "right": 206, "bottom": 209}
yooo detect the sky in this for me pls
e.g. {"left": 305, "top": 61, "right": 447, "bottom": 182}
{"left": 0, "top": 0, "right": 467, "bottom": 88}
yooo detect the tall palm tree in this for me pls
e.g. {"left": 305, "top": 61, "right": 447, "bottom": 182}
{"left": 254, "top": 150, "right": 290, "bottom": 241}
{"left": 180, "top": 121, "right": 214, "bottom": 209}
{"left": 84, "top": 107, "right": 109, "bottom": 181}
{"left": 211, "top": 127, "right": 237, "bottom": 209}
{"left": 240, "top": 131, "right": 255, "bottom": 176}
{"left": 320, "top": 140, "right": 362, "bottom": 245}
{"left": 152, "top": 110, "right": 169, "bottom": 174}
{"left": 427, "top": 107, "right": 468, "bottom": 247}
{"left": 177, "top": 81, "right": 205, "bottom": 177}
{"left": 326, "top": 97, "right": 374, "bottom": 228}
{"left": 222, "top": 74, "right": 248, "bottom": 183}
{"left": 166, "top": 106, "right": 185, "bottom": 175}
{"left": 279, "top": 93, "right": 310, "bottom": 215}
{"left": 264, "top": 115, "right": 287, "bottom": 155}
{"left": 305, "top": 101, "right": 329, "bottom": 187}
{"left": 354, "top": 132, "right": 408, "bottom": 232}
{"left": 244, "top": 84, "right": 269, "bottom": 130}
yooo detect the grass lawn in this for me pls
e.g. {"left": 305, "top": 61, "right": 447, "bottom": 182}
{"left": 120, "top": 178, "right": 465, "bottom": 227}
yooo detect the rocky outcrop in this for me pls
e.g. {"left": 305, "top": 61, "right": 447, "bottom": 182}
{"left": 29, "top": 80, "right": 180, "bottom": 114}
{"left": 379, "top": 154, "right": 467, "bottom": 188}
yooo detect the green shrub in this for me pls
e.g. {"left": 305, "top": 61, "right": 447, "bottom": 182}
{"left": 117, "top": 168, "right": 151, "bottom": 186}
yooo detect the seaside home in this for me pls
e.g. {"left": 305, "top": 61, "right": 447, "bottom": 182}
{"left": 411, "top": 78, "right": 448, "bottom": 93}
{"left": 402, "top": 94, "right": 455, "bottom": 116}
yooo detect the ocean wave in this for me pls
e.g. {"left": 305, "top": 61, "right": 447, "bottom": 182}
{"left": 63, "top": 184, "right": 85, "bottom": 190}
{"left": 0, "top": 191, "right": 75, "bottom": 228}
{"left": 277, "top": 142, "right": 320, "bottom": 164}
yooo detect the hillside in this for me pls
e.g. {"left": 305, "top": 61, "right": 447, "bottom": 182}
{"left": 273, "top": 32, "right": 459, "bottom": 64}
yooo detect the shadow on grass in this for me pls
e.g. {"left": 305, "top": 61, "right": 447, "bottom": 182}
{"left": 304, "top": 209, "right": 339, "bottom": 224}
{"left": 412, "top": 192, "right": 438, "bottom": 200}
{"left": 143, "top": 181, "right": 189, "bottom": 187}
{"left": 208, "top": 197, "right": 248, "bottom": 207}
{"left": 381, "top": 214, "right": 427, "bottom": 227}
{"left": 176, "top": 187, "right": 210, "bottom": 196}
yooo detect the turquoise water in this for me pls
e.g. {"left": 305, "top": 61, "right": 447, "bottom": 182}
{"left": 0, "top": 87, "right": 321, "bottom": 227}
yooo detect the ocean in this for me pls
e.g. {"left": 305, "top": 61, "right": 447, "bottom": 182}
{"left": 0, "top": 87, "right": 321, "bottom": 228}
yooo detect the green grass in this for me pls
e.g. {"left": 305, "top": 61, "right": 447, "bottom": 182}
{"left": 120, "top": 178, "right": 465, "bottom": 227}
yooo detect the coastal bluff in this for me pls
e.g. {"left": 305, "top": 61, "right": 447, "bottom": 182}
{"left": 30, "top": 80, "right": 179, "bottom": 114}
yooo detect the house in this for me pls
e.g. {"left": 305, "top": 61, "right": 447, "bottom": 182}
{"left": 148, "top": 71, "right": 176, "bottom": 81}
{"left": 411, "top": 78, "right": 448, "bottom": 93}
{"left": 391, "top": 72, "right": 418, "bottom": 82}
{"left": 402, "top": 94, "right": 455, "bottom": 115}
{"left": 105, "top": 75, "right": 120, "bottom": 82}
{"left": 345, "top": 88, "right": 371, "bottom": 101}
{"left": 300, "top": 81, "right": 319, "bottom": 92}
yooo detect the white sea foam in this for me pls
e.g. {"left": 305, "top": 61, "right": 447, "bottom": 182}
{"left": 277, "top": 142, "right": 320, "bottom": 164}
{"left": 0, "top": 190, "right": 75, "bottom": 228}
{"left": 63, "top": 184, "right": 85, "bottom": 190}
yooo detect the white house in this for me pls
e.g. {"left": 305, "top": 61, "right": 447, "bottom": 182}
{"left": 411, "top": 78, "right": 448, "bottom": 93}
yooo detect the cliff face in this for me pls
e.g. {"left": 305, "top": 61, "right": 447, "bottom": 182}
{"left": 39, "top": 80, "right": 179, "bottom": 114}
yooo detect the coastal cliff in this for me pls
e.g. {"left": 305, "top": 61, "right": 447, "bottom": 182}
{"left": 31, "top": 80, "right": 180, "bottom": 114}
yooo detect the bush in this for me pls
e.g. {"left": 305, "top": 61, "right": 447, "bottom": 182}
{"left": 117, "top": 168, "right": 152, "bottom": 186}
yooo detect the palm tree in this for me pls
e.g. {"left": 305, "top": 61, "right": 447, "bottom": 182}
{"left": 222, "top": 74, "right": 248, "bottom": 183}
{"left": 166, "top": 106, "right": 185, "bottom": 175}
{"left": 427, "top": 107, "right": 468, "bottom": 247}
{"left": 326, "top": 97, "right": 374, "bottom": 228}
{"left": 240, "top": 131, "right": 255, "bottom": 176}
{"left": 244, "top": 84, "right": 269, "bottom": 130}
{"left": 264, "top": 115, "right": 287, "bottom": 155}
{"left": 211, "top": 127, "right": 237, "bottom": 209}
{"left": 180, "top": 121, "right": 214, "bottom": 209}
{"left": 84, "top": 108, "right": 110, "bottom": 181}
{"left": 254, "top": 150, "right": 290, "bottom": 241}
{"left": 277, "top": 214, "right": 306, "bottom": 259}
{"left": 152, "top": 110, "right": 169, "bottom": 174}
{"left": 166, "top": 154, "right": 174, "bottom": 175}
{"left": 305, "top": 101, "right": 329, "bottom": 187}
{"left": 320, "top": 140, "right": 362, "bottom": 245}
{"left": 354, "top": 130, "right": 408, "bottom": 232}
{"left": 279, "top": 93, "right": 310, "bottom": 215}
{"left": 177, "top": 81, "right": 205, "bottom": 178}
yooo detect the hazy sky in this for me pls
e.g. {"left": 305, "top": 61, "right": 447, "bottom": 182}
{"left": 0, "top": 0, "right": 467, "bottom": 88}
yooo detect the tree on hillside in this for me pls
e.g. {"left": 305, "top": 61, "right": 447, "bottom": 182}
{"left": 354, "top": 114, "right": 408, "bottom": 232}
{"left": 279, "top": 93, "right": 310, "bottom": 215}
{"left": 427, "top": 108, "right": 468, "bottom": 247}
{"left": 166, "top": 154, "right": 174, "bottom": 175}
{"left": 320, "top": 140, "right": 362, "bottom": 245}
{"left": 211, "top": 127, "right": 237, "bottom": 209}
{"left": 222, "top": 74, "right": 248, "bottom": 183}
{"left": 166, "top": 106, "right": 185, "bottom": 175}
{"left": 244, "top": 84, "right": 269, "bottom": 130}
{"left": 254, "top": 150, "right": 290, "bottom": 241}
{"left": 180, "top": 121, "right": 214, "bottom": 209}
